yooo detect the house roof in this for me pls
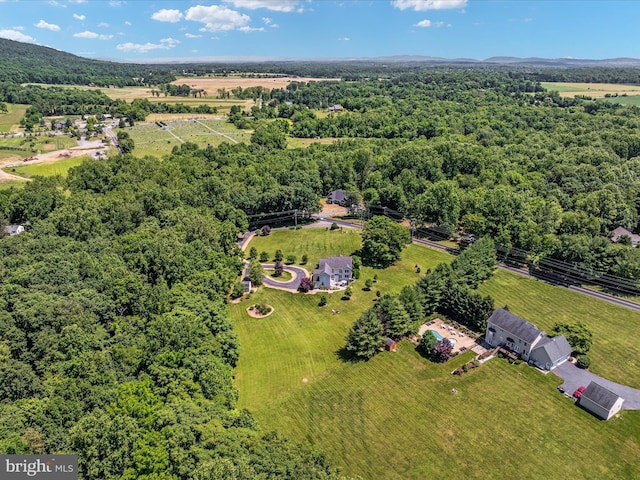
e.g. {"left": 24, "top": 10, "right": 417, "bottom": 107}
{"left": 581, "top": 381, "right": 623, "bottom": 411}
{"left": 313, "top": 256, "right": 353, "bottom": 276}
{"left": 3, "top": 225, "right": 23, "bottom": 236}
{"left": 487, "top": 308, "right": 542, "bottom": 344}
{"left": 611, "top": 226, "right": 640, "bottom": 244}
{"left": 327, "top": 189, "right": 347, "bottom": 203}
{"left": 531, "top": 334, "right": 572, "bottom": 362}
{"left": 384, "top": 337, "right": 397, "bottom": 346}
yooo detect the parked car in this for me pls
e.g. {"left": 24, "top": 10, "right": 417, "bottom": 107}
{"left": 573, "top": 386, "right": 586, "bottom": 398}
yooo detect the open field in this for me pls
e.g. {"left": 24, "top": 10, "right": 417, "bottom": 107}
{"left": 6, "top": 156, "right": 87, "bottom": 178}
{"left": 541, "top": 81, "right": 640, "bottom": 98}
{"left": 0, "top": 179, "right": 27, "bottom": 189}
{"left": 601, "top": 95, "right": 640, "bottom": 106}
{"left": 172, "top": 76, "right": 339, "bottom": 91}
{"left": 232, "top": 229, "right": 640, "bottom": 479}
{"left": 0, "top": 104, "right": 29, "bottom": 133}
{"left": 125, "top": 119, "right": 252, "bottom": 157}
{"left": 477, "top": 269, "right": 640, "bottom": 389}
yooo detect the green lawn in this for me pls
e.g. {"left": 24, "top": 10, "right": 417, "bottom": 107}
{"left": 0, "top": 104, "right": 29, "bottom": 133}
{"left": 6, "top": 156, "right": 88, "bottom": 178}
{"left": 264, "top": 269, "right": 293, "bottom": 282}
{"left": 477, "top": 269, "right": 640, "bottom": 388}
{"left": 0, "top": 181, "right": 27, "bottom": 190}
{"left": 232, "top": 229, "right": 640, "bottom": 479}
{"left": 601, "top": 96, "right": 640, "bottom": 106}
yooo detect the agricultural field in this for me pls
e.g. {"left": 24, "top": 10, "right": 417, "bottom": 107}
{"left": 541, "top": 81, "right": 640, "bottom": 99}
{"left": 0, "top": 104, "right": 29, "bottom": 133}
{"left": 125, "top": 119, "right": 251, "bottom": 158}
{"left": 601, "top": 95, "right": 640, "bottom": 106}
{"left": 172, "top": 75, "right": 339, "bottom": 92}
{"left": 232, "top": 229, "right": 640, "bottom": 479}
{"left": 6, "top": 156, "right": 87, "bottom": 178}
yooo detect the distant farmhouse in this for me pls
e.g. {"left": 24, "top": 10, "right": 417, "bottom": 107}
{"left": 313, "top": 256, "right": 353, "bottom": 289}
{"left": 611, "top": 226, "right": 640, "bottom": 247}
{"left": 328, "top": 104, "right": 343, "bottom": 112}
{"left": 3, "top": 225, "right": 25, "bottom": 236}
{"left": 485, "top": 308, "right": 572, "bottom": 370}
{"left": 326, "top": 189, "right": 348, "bottom": 206}
{"left": 579, "top": 381, "right": 624, "bottom": 420}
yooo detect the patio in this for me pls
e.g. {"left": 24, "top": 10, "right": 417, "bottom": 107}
{"left": 418, "top": 318, "right": 478, "bottom": 354}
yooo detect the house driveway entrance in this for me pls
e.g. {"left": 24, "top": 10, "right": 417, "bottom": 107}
{"left": 554, "top": 362, "right": 640, "bottom": 409}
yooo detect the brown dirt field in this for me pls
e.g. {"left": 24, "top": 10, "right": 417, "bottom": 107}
{"left": 320, "top": 200, "right": 348, "bottom": 216}
{"left": 172, "top": 76, "right": 339, "bottom": 91}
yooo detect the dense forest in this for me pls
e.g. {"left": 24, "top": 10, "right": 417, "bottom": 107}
{"left": 0, "top": 150, "right": 344, "bottom": 479}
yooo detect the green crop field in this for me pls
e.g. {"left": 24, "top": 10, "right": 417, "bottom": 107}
{"left": 477, "top": 269, "right": 640, "bottom": 389}
{"left": 0, "top": 104, "right": 29, "bottom": 133}
{"left": 232, "top": 228, "right": 640, "bottom": 479}
{"left": 7, "top": 156, "right": 88, "bottom": 178}
{"left": 126, "top": 119, "right": 251, "bottom": 158}
{"left": 601, "top": 96, "right": 640, "bottom": 106}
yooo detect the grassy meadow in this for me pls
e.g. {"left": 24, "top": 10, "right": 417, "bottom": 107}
{"left": 126, "top": 119, "right": 251, "bottom": 158}
{"left": 541, "top": 81, "right": 640, "bottom": 99}
{"left": 7, "top": 156, "right": 87, "bottom": 178}
{"left": 231, "top": 228, "right": 640, "bottom": 479}
{"left": 0, "top": 104, "right": 29, "bottom": 133}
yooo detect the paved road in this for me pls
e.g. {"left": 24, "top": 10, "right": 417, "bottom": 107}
{"left": 554, "top": 362, "right": 640, "bottom": 410}
{"left": 259, "top": 263, "right": 310, "bottom": 291}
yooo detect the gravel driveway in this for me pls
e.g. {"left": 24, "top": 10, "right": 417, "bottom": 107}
{"left": 554, "top": 362, "right": 640, "bottom": 409}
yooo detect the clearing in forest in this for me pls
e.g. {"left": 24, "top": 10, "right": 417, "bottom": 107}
{"left": 541, "top": 81, "right": 640, "bottom": 98}
{"left": 231, "top": 228, "right": 640, "bottom": 479}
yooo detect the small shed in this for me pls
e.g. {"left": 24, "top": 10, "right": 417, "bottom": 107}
{"left": 579, "top": 381, "right": 624, "bottom": 420}
{"left": 242, "top": 280, "right": 252, "bottom": 293}
{"left": 384, "top": 337, "right": 398, "bottom": 352}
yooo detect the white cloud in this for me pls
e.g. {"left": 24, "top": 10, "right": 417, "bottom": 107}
{"left": 73, "top": 13, "right": 85, "bottom": 20}
{"left": 185, "top": 5, "right": 251, "bottom": 32}
{"left": 35, "top": 19, "right": 61, "bottom": 31}
{"left": 109, "top": 1, "right": 123, "bottom": 6}
{"left": 0, "top": 29, "right": 35, "bottom": 42}
{"left": 151, "top": 9, "right": 184, "bottom": 23}
{"left": 238, "top": 26, "right": 264, "bottom": 32}
{"left": 73, "top": 30, "right": 113, "bottom": 40}
{"left": 13, "top": 26, "right": 25, "bottom": 31}
{"left": 415, "top": 19, "right": 431, "bottom": 27}
{"left": 116, "top": 37, "right": 180, "bottom": 53}
{"left": 185, "top": 33, "right": 202, "bottom": 38}
{"left": 392, "top": 0, "right": 466, "bottom": 11}
{"left": 48, "top": 1, "right": 66, "bottom": 8}
{"left": 124, "top": 21, "right": 132, "bottom": 26}
{"left": 338, "top": 37, "right": 350, "bottom": 41}
{"left": 224, "top": 0, "right": 299, "bottom": 12}
{"left": 261, "top": 17, "right": 279, "bottom": 27}
{"left": 98, "top": 22, "right": 110, "bottom": 28}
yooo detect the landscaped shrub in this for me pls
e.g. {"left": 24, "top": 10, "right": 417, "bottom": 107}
{"left": 274, "top": 249, "right": 283, "bottom": 262}
{"left": 298, "top": 277, "right": 313, "bottom": 293}
{"left": 364, "top": 279, "right": 373, "bottom": 291}
{"left": 249, "top": 247, "right": 258, "bottom": 259}
{"left": 286, "top": 254, "right": 296, "bottom": 265}
{"left": 330, "top": 222, "right": 339, "bottom": 230}
{"left": 319, "top": 295, "right": 327, "bottom": 307}
{"left": 273, "top": 260, "right": 283, "bottom": 277}
{"left": 261, "top": 225, "right": 271, "bottom": 236}
{"left": 342, "top": 287, "right": 353, "bottom": 300}
{"left": 576, "top": 355, "right": 591, "bottom": 369}
{"left": 301, "top": 254, "right": 308, "bottom": 265}
{"left": 353, "top": 269, "right": 360, "bottom": 279}
{"left": 259, "top": 251, "right": 269, "bottom": 262}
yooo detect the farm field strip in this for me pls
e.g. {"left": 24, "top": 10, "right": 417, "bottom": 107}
{"left": 542, "top": 81, "right": 640, "bottom": 98}
{"left": 0, "top": 104, "right": 29, "bottom": 133}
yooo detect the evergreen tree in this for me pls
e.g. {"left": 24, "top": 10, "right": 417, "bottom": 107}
{"left": 345, "top": 309, "right": 384, "bottom": 359}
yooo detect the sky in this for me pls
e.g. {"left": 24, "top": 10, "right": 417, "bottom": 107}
{"left": 1, "top": 0, "right": 639, "bottom": 62}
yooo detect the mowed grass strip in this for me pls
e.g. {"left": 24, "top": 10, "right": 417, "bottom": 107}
{"left": 0, "top": 104, "right": 29, "bottom": 133}
{"left": 477, "top": 269, "right": 640, "bottom": 388}
{"left": 8, "top": 156, "right": 87, "bottom": 178}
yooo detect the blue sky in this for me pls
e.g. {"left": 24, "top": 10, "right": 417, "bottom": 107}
{"left": 1, "top": 1, "right": 639, "bottom": 61}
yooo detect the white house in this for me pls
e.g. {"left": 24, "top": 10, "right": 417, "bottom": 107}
{"left": 313, "top": 256, "right": 353, "bottom": 289}
{"left": 579, "top": 381, "right": 624, "bottom": 420}
{"left": 485, "top": 308, "right": 572, "bottom": 369}
{"left": 3, "top": 225, "right": 25, "bottom": 236}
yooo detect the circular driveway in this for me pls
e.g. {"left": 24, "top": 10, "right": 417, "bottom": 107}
{"left": 260, "top": 263, "right": 310, "bottom": 291}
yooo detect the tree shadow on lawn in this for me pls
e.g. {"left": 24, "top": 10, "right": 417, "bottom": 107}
{"left": 335, "top": 346, "right": 366, "bottom": 364}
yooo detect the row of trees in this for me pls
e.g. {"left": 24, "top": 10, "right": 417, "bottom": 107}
{"left": 345, "top": 221, "right": 498, "bottom": 359}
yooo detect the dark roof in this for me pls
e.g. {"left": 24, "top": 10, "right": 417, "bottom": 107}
{"left": 327, "top": 189, "right": 347, "bottom": 203}
{"left": 581, "top": 381, "right": 623, "bottom": 411}
{"left": 384, "top": 337, "right": 397, "bottom": 346}
{"left": 531, "top": 335, "right": 572, "bottom": 362}
{"left": 487, "top": 308, "right": 542, "bottom": 344}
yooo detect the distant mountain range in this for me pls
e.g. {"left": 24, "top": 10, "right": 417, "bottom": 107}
{"left": 2, "top": 37, "right": 640, "bottom": 77}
